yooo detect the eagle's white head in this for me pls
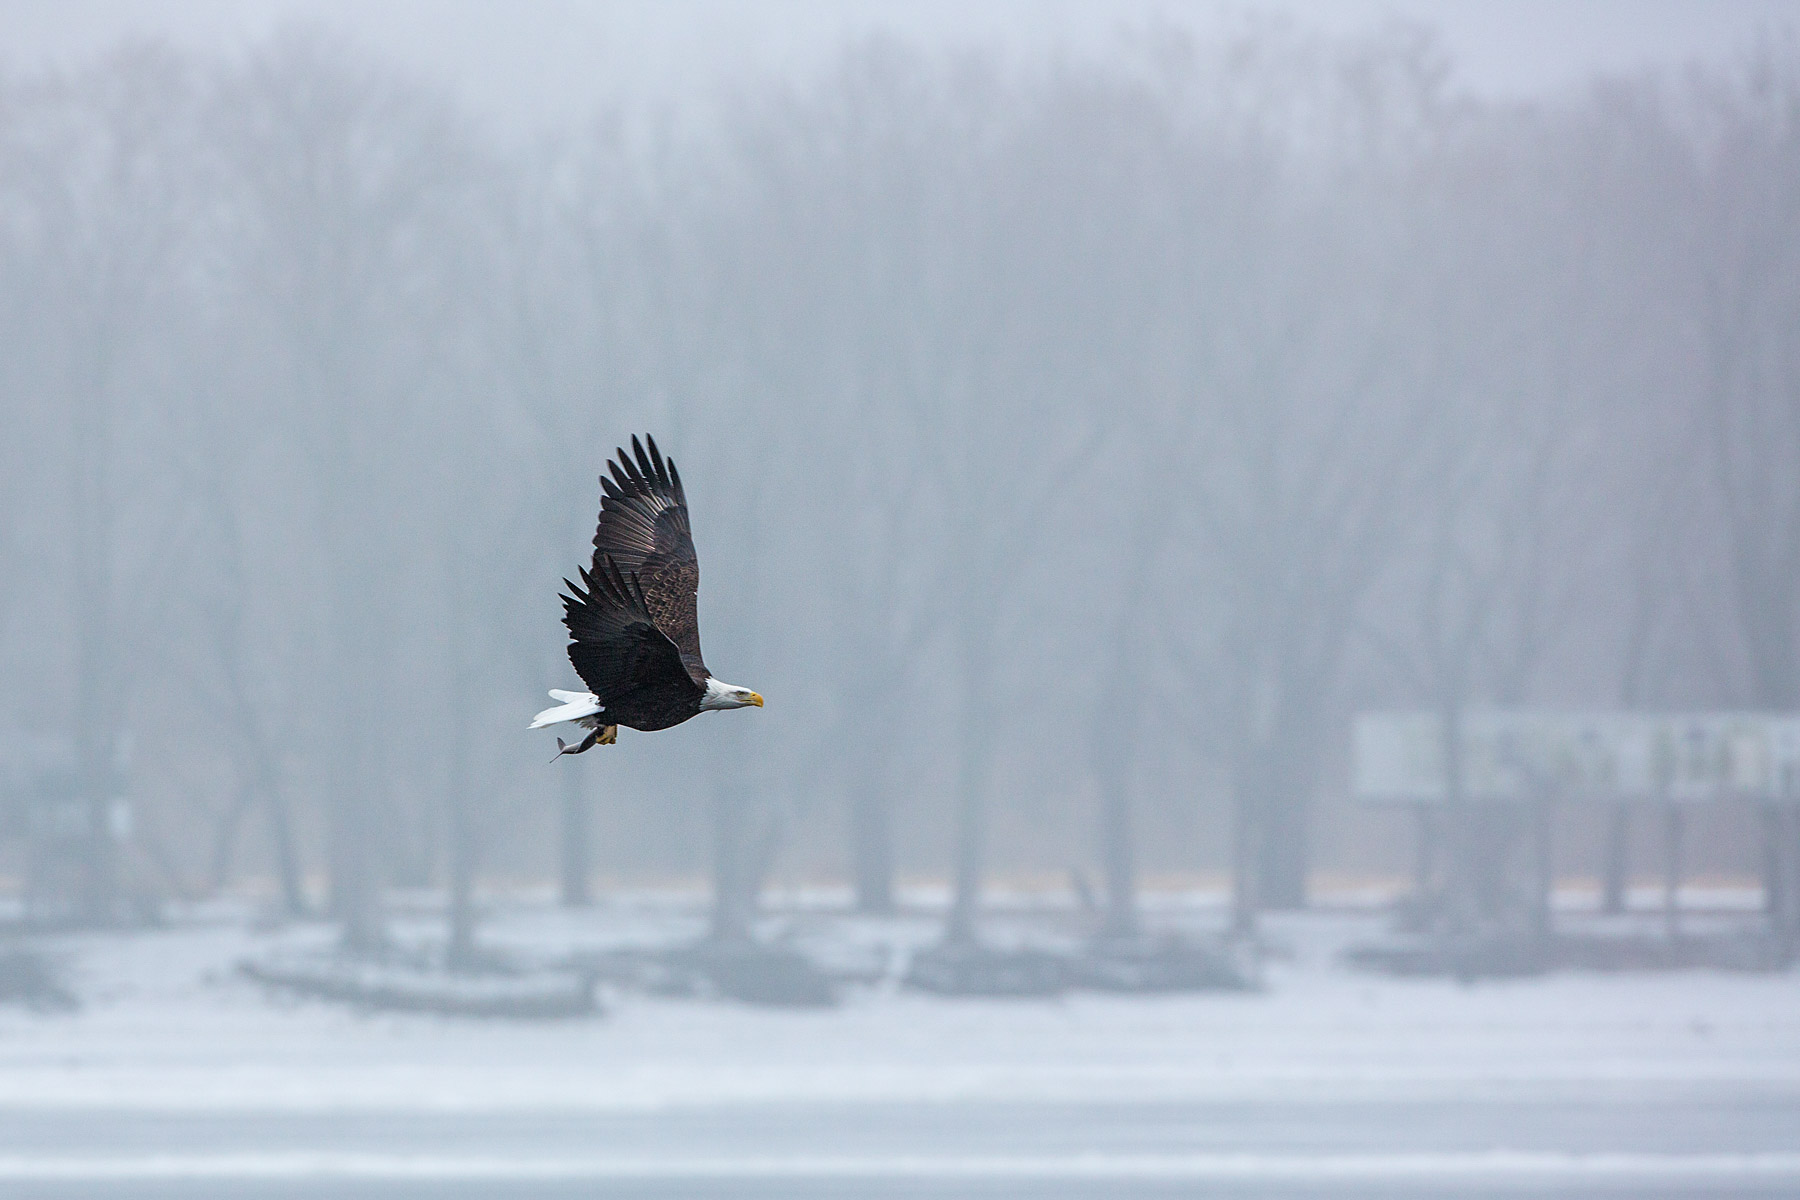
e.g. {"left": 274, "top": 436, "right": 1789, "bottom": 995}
{"left": 700, "top": 677, "right": 764, "bottom": 711}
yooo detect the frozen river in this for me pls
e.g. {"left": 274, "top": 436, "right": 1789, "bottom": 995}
{"left": 2, "top": 903, "right": 1797, "bottom": 1197}
{"left": 4, "top": 1095, "right": 1800, "bottom": 1198}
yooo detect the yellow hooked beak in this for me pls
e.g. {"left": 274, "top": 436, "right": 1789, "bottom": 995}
{"left": 746, "top": 692, "right": 764, "bottom": 708}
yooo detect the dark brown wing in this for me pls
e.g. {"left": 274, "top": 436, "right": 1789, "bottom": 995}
{"left": 561, "top": 556, "right": 700, "bottom": 711}
{"left": 590, "top": 435, "right": 707, "bottom": 686}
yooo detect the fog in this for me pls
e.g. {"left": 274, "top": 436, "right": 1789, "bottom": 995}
{"left": 2, "top": 5, "right": 1799, "bottom": 1198}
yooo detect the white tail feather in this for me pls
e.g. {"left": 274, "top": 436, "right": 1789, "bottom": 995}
{"left": 530, "top": 691, "right": 602, "bottom": 729}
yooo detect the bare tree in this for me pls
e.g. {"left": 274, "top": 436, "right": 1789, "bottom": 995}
{"left": 2, "top": 45, "right": 200, "bottom": 923}
{"left": 213, "top": 30, "right": 477, "bottom": 951}
{"left": 174, "top": 428, "right": 308, "bottom": 915}
{"left": 1688, "top": 53, "right": 1800, "bottom": 925}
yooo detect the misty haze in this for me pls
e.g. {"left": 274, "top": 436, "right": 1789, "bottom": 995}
{"left": 2, "top": 3, "right": 1799, "bottom": 1198}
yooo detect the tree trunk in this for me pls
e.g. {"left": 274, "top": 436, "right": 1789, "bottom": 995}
{"left": 1097, "top": 770, "right": 1139, "bottom": 940}
{"left": 1256, "top": 790, "right": 1310, "bottom": 911}
{"left": 945, "top": 626, "right": 994, "bottom": 947}
{"left": 263, "top": 783, "right": 307, "bottom": 918}
{"left": 1248, "top": 699, "right": 1329, "bottom": 913}
{"left": 1787, "top": 810, "right": 1800, "bottom": 956}
{"left": 78, "top": 733, "right": 119, "bottom": 925}
{"left": 945, "top": 728, "right": 987, "bottom": 946}
{"left": 709, "top": 787, "right": 750, "bottom": 943}
{"left": 445, "top": 779, "right": 476, "bottom": 969}
{"left": 329, "top": 788, "right": 380, "bottom": 953}
{"left": 1230, "top": 787, "right": 1259, "bottom": 936}
{"left": 1092, "top": 514, "right": 1158, "bottom": 941}
{"left": 73, "top": 379, "right": 119, "bottom": 926}
{"left": 444, "top": 648, "right": 476, "bottom": 970}
{"left": 1601, "top": 804, "right": 1630, "bottom": 915}
{"left": 1773, "top": 810, "right": 1798, "bottom": 955}
{"left": 205, "top": 784, "right": 253, "bottom": 896}
{"left": 1531, "top": 798, "right": 1554, "bottom": 944}
{"left": 559, "top": 761, "right": 591, "bottom": 908}
{"left": 1439, "top": 702, "right": 1478, "bottom": 938}
{"left": 327, "top": 685, "right": 381, "bottom": 954}
{"left": 1229, "top": 743, "right": 1264, "bottom": 936}
{"left": 848, "top": 715, "right": 897, "bottom": 914}
{"left": 322, "top": 495, "right": 383, "bottom": 953}
{"left": 1663, "top": 805, "right": 1683, "bottom": 943}
{"left": 848, "top": 780, "right": 894, "bottom": 915}
{"left": 1761, "top": 807, "right": 1786, "bottom": 918}
{"left": 1413, "top": 805, "right": 1437, "bottom": 897}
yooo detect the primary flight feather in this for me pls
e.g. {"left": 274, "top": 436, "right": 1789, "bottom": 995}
{"left": 531, "top": 435, "right": 762, "bottom": 755}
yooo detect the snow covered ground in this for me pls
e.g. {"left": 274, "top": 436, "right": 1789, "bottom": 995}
{"left": 1, "top": 897, "right": 1797, "bottom": 1197}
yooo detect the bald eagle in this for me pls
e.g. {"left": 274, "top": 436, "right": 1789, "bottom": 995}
{"left": 531, "top": 435, "right": 762, "bottom": 756}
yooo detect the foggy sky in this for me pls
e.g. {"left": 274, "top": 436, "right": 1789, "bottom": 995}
{"left": 6, "top": 1, "right": 1794, "bottom": 136}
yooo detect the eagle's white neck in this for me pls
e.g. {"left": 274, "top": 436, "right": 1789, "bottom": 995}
{"left": 700, "top": 677, "right": 758, "bottom": 710}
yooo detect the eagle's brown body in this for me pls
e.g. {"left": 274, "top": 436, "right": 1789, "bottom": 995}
{"left": 538, "top": 434, "right": 759, "bottom": 754}
{"left": 560, "top": 436, "right": 712, "bottom": 733}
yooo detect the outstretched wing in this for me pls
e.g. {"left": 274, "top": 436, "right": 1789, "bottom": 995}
{"left": 561, "top": 556, "right": 699, "bottom": 706}
{"left": 590, "top": 435, "right": 707, "bottom": 686}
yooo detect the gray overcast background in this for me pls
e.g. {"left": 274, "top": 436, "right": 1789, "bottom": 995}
{"left": 6, "top": 0, "right": 1800, "bottom": 906}
{"left": 6, "top": 8, "right": 1800, "bottom": 1195}
{"left": 5, "top": 1, "right": 1795, "bottom": 129}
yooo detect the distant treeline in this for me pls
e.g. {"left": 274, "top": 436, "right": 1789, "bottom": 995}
{"left": 0, "top": 24, "right": 1794, "bottom": 934}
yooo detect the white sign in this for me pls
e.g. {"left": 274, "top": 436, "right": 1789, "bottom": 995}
{"left": 1352, "top": 711, "right": 1800, "bottom": 804}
